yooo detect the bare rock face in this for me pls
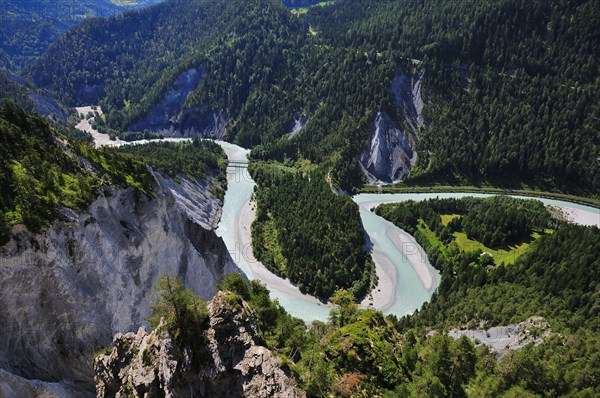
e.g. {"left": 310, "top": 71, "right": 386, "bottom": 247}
{"left": 0, "top": 368, "right": 90, "bottom": 398}
{"left": 360, "top": 69, "right": 424, "bottom": 184}
{"left": 128, "top": 66, "right": 229, "bottom": 139}
{"left": 391, "top": 69, "right": 424, "bottom": 134}
{"left": 0, "top": 173, "right": 241, "bottom": 396}
{"left": 94, "top": 292, "right": 305, "bottom": 398}
{"left": 360, "top": 111, "right": 417, "bottom": 184}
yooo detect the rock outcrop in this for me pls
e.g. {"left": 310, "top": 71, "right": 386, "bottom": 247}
{"left": 360, "top": 111, "right": 417, "bottom": 184}
{"left": 360, "top": 70, "right": 424, "bottom": 184}
{"left": 0, "top": 172, "right": 241, "bottom": 396}
{"left": 446, "top": 316, "right": 552, "bottom": 359}
{"left": 287, "top": 116, "right": 308, "bottom": 140}
{"left": 129, "top": 66, "right": 229, "bottom": 139}
{"left": 95, "top": 292, "right": 305, "bottom": 398}
{"left": 0, "top": 368, "right": 90, "bottom": 398}
{"left": 391, "top": 69, "right": 424, "bottom": 134}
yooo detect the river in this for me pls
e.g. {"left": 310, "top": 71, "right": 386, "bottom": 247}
{"left": 79, "top": 118, "right": 599, "bottom": 322}
{"left": 213, "top": 142, "right": 600, "bottom": 322}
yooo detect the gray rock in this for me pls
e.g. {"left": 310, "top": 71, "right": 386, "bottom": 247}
{"left": 95, "top": 292, "right": 305, "bottom": 398}
{"left": 58, "top": 207, "right": 79, "bottom": 223}
{"left": 445, "top": 316, "right": 552, "bottom": 359}
{"left": 0, "top": 172, "right": 242, "bottom": 395}
{"left": 391, "top": 69, "right": 424, "bottom": 134}
{"left": 360, "top": 69, "right": 424, "bottom": 184}
{"left": 129, "top": 66, "right": 229, "bottom": 139}
{"left": 0, "top": 368, "right": 90, "bottom": 398}
{"left": 360, "top": 111, "right": 417, "bottom": 184}
{"left": 287, "top": 116, "right": 308, "bottom": 139}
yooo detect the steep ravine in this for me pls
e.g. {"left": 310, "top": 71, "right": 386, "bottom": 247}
{"left": 360, "top": 69, "right": 424, "bottom": 184}
{"left": 0, "top": 171, "right": 241, "bottom": 397}
{"left": 128, "top": 66, "right": 229, "bottom": 139}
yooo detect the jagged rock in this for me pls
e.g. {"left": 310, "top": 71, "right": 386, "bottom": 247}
{"left": 0, "top": 368, "right": 90, "bottom": 398}
{"left": 360, "top": 70, "right": 424, "bottom": 184}
{"left": 287, "top": 116, "right": 308, "bottom": 139}
{"left": 446, "top": 316, "right": 552, "bottom": 359}
{"left": 95, "top": 292, "right": 305, "bottom": 398}
{"left": 360, "top": 111, "right": 417, "bottom": 184}
{"left": 391, "top": 69, "right": 424, "bottom": 134}
{"left": 0, "top": 172, "right": 241, "bottom": 396}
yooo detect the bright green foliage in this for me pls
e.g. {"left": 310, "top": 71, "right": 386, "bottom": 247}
{"left": 328, "top": 289, "right": 359, "bottom": 327}
{"left": 71, "top": 143, "right": 154, "bottom": 195}
{"left": 212, "top": 217, "right": 600, "bottom": 396}
{"left": 325, "top": 310, "right": 406, "bottom": 390}
{"left": 0, "top": 101, "right": 154, "bottom": 243}
{"left": 117, "top": 138, "right": 227, "bottom": 198}
{"left": 460, "top": 197, "right": 550, "bottom": 247}
{"left": 287, "top": 202, "right": 598, "bottom": 396}
{"left": 147, "top": 275, "right": 209, "bottom": 357}
{"left": 375, "top": 196, "right": 551, "bottom": 270}
{"left": 396, "top": 223, "right": 600, "bottom": 331}
{"left": 250, "top": 162, "right": 374, "bottom": 300}
{"left": 217, "top": 274, "right": 308, "bottom": 361}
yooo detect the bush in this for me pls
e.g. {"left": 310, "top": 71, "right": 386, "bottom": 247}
{"left": 147, "top": 275, "right": 209, "bottom": 361}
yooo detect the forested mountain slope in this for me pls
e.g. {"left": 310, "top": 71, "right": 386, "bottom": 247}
{"left": 302, "top": 0, "right": 600, "bottom": 191}
{"left": 24, "top": 0, "right": 600, "bottom": 193}
{"left": 0, "top": 73, "right": 70, "bottom": 121}
{"left": 0, "top": 103, "right": 240, "bottom": 395}
{"left": 117, "top": 215, "right": 600, "bottom": 398}
{"left": 0, "top": 100, "right": 151, "bottom": 243}
{"left": 0, "top": 0, "right": 163, "bottom": 71}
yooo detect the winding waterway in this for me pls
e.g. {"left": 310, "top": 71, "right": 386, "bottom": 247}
{"left": 81, "top": 116, "right": 599, "bottom": 323}
{"left": 214, "top": 142, "right": 600, "bottom": 322}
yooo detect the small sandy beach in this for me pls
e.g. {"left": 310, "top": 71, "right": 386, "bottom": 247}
{"left": 360, "top": 249, "right": 397, "bottom": 311}
{"left": 235, "top": 198, "right": 324, "bottom": 306}
{"left": 385, "top": 227, "right": 435, "bottom": 290}
{"left": 558, "top": 206, "right": 600, "bottom": 228}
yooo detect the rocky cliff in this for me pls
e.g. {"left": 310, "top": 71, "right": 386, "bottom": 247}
{"left": 94, "top": 291, "right": 304, "bottom": 398}
{"left": 391, "top": 69, "right": 424, "bottom": 134}
{"left": 360, "top": 70, "right": 424, "bottom": 184}
{"left": 360, "top": 111, "right": 417, "bottom": 184}
{"left": 129, "top": 67, "right": 229, "bottom": 139}
{"left": 0, "top": 172, "right": 241, "bottom": 396}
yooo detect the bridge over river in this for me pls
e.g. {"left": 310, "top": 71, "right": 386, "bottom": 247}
{"left": 227, "top": 160, "right": 249, "bottom": 168}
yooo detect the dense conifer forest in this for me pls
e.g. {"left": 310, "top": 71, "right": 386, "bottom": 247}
{"left": 0, "top": 101, "right": 152, "bottom": 242}
{"left": 0, "top": 102, "right": 226, "bottom": 244}
{"left": 250, "top": 162, "right": 374, "bottom": 300}
{"left": 195, "top": 215, "right": 600, "bottom": 397}
{"left": 21, "top": 0, "right": 599, "bottom": 192}
{"left": 1, "top": 1, "right": 599, "bottom": 395}
{"left": 118, "top": 139, "right": 227, "bottom": 189}
{"left": 0, "top": 0, "right": 162, "bottom": 71}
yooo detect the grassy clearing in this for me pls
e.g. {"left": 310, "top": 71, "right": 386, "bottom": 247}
{"left": 291, "top": 2, "right": 335, "bottom": 16}
{"left": 253, "top": 159, "right": 317, "bottom": 175}
{"left": 441, "top": 214, "right": 461, "bottom": 226}
{"left": 453, "top": 230, "right": 550, "bottom": 265}
{"left": 416, "top": 219, "right": 446, "bottom": 255}
{"left": 418, "top": 213, "right": 552, "bottom": 265}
